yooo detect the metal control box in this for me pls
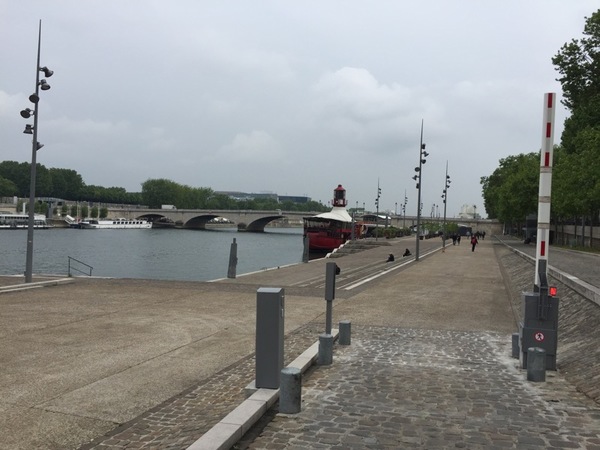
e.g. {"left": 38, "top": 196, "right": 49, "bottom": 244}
{"left": 255, "top": 287, "right": 285, "bottom": 389}
{"left": 519, "top": 292, "right": 559, "bottom": 370}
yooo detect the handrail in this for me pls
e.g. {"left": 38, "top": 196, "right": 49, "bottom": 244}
{"left": 67, "top": 256, "right": 93, "bottom": 277}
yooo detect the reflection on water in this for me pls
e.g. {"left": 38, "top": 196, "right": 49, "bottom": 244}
{"left": 0, "top": 227, "right": 304, "bottom": 281}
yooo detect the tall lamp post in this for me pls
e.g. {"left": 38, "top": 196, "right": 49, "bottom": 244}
{"left": 441, "top": 161, "right": 451, "bottom": 249}
{"left": 20, "top": 20, "right": 53, "bottom": 283}
{"left": 402, "top": 191, "right": 407, "bottom": 228}
{"left": 375, "top": 180, "right": 381, "bottom": 241}
{"left": 412, "top": 121, "right": 429, "bottom": 261}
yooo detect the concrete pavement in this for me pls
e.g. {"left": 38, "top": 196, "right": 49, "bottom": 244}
{"left": 1, "top": 236, "right": 599, "bottom": 449}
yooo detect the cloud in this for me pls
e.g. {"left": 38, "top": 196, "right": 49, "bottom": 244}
{"left": 217, "top": 130, "right": 285, "bottom": 163}
{"left": 310, "top": 67, "right": 440, "bottom": 154}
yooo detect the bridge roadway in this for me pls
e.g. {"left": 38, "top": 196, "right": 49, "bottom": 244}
{"left": 1, "top": 236, "right": 598, "bottom": 449}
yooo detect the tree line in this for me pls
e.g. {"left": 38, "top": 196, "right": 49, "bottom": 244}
{"left": 481, "top": 10, "right": 600, "bottom": 235}
{"left": 0, "top": 161, "right": 327, "bottom": 213}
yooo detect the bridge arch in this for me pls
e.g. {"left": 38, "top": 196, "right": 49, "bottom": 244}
{"left": 238, "top": 215, "right": 285, "bottom": 232}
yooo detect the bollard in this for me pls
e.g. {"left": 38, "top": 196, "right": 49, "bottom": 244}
{"left": 256, "top": 288, "right": 285, "bottom": 389}
{"left": 512, "top": 333, "right": 519, "bottom": 359}
{"left": 339, "top": 320, "right": 351, "bottom": 345}
{"left": 318, "top": 333, "right": 333, "bottom": 365}
{"left": 302, "top": 235, "right": 309, "bottom": 263}
{"left": 279, "top": 367, "right": 302, "bottom": 414}
{"left": 227, "top": 238, "right": 238, "bottom": 279}
{"left": 527, "top": 347, "right": 546, "bottom": 382}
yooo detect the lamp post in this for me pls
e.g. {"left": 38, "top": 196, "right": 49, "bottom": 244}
{"left": 20, "top": 20, "right": 53, "bottom": 283}
{"left": 412, "top": 121, "right": 429, "bottom": 261}
{"left": 375, "top": 180, "right": 381, "bottom": 241}
{"left": 402, "top": 191, "right": 407, "bottom": 228}
{"left": 441, "top": 161, "right": 451, "bottom": 249}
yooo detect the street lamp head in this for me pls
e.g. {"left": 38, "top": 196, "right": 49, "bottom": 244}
{"left": 412, "top": 175, "right": 418, "bottom": 181}
{"left": 20, "top": 108, "right": 34, "bottom": 118}
{"left": 421, "top": 159, "right": 427, "bottom": 164}
{"left": 36, "top": 142, "right": 44, "bottom": 150}
{"left": 422, "top": 151, "right": 429, "bottom": 157}
{"left": 39, "top": 79, "right": 51, "bottom": 91}
{"left": 29, "top": 93, "right": 40, "bottom": 104}
{"left": 414, "top": 167, "right": 420, "bottom": 172}
{"left": 23, "top": 124, "right": 34, "bottom": 134}
{"left": 39, "top": 66, "right": 53, "bottom": 77}
{"left": 421, "top": 143, "right": 426, "bottom": 150}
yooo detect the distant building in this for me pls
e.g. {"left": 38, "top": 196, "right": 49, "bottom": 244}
{"left": 216, "top": 191, "right": 311, "bottom": 204}
{"left": 278, "top": 195, "right": 310, "bottom": 204}
{"left": 458, "top": 204, "right": 481, "bottom": 220}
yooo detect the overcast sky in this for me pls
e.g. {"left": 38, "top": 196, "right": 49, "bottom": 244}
{"left": 1, "top": 1, "right": 597, "bottom": 218}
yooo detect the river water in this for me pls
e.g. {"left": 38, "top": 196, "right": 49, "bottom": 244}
{"left": 0, "top": 227, "right": 305, "bottom": 281}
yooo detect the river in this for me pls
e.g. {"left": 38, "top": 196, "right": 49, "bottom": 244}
{"left": 0, "top": 227, "right": 305, "bottom": 281}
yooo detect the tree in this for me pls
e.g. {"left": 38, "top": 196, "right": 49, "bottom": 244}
{"left": 552, "top": 10, "right": 600, "bottom": 228}
{"left": 0, "top": 176, "right": 18, "bottom": 196}
{"left": 48, "top": 168, "right": 85, "bottom": 199}
{"left": 481, "top": 153, "right": 539, "bottom": 223}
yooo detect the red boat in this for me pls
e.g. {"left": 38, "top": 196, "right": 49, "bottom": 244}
{"left": 303, "top": 184, "right": 356, "bottom": 252}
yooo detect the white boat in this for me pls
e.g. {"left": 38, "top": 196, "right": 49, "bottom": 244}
{"left": 0, "top": 212, "right": 51, "bottom": 229}
{"left": 79, "top": 218, "right": 152, "bottom": 229}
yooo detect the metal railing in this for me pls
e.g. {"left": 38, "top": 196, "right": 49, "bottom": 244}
{"left": 67, "top": 256, "right": 93, "bottom": 277}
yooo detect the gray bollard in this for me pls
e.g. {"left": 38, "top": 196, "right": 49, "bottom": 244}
{"left": 318, "top": 333, "right": 333, "bottom": 365}
{"left": 512, "top": 333, "right": 520, "bottom": 359}
{"left": 339, "top": 320, "right": 351, "bottom": 345}
{"left": 279, "top": 367, "right": 302, "bottom": 414}
{"left": 227, "top": 238, "right": 238, "bottom": 279}
{"left": 256, "top": 288, "right": 285, "bottom": 389}
{"left": 527, "top": 347, "right": 546, "bottom": 382}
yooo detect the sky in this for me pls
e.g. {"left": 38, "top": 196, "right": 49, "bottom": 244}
{"left": 1, "top": 1, "right": 597, "bottom": 218}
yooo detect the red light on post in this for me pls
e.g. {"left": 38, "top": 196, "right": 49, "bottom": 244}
{"left": 549, "top": 286, "right": 558, "bottom": 297}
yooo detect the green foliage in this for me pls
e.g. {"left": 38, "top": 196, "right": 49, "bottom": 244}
{"left": 0, "top": 176, "right": 18, "bottom": 196}
{"left": 80, "top": 205, "right": 89, "bottom": 218}
{"left": 100, "top": 207, "right": 108, "bottom": 218}
{"left": 445, "top": 222, "right": 459, "bottom": 234}
{"left": 60, "top": 204, "right": 68, "bottom": 216}
{"left": 481, "top": 153, "right": 539, "bottom": 222}
{"left": 90, "top": 206, "right": 99, "bottom": 218}
{"left": 552, "top": 10, "right": 600, "bottom": 113}
{"left": 1, "top": 159, "right": 326, "bottom": 213}
{"left": 551, "top": 10, "right": 600, "bottom": 223}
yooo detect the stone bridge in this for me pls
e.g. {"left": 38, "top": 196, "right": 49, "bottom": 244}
{"left": 108, "top": 208, "right": 309, "bottom": 231}
{"left": 108, "top": 207, "right": 502, "bottom": 234}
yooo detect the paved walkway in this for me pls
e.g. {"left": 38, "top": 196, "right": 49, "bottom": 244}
{"left": 1, "top": 237, "right": 599, "bottom": 449}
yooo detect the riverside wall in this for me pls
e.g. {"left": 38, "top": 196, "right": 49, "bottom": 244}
{"left": 495, "top": 243, "right": 600, "bottom": 403}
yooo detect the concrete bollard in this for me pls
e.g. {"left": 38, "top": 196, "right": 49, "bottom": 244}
{"left": 279, "top": 367, "right": 302, "bottom": 414}
{"left": 339, "top": 320, "right": 351, "bottom": 345}
{"left": 318, "top": 333, "right": 333, "bottom": 365}
{"left": 527, "top": 347, "right": 546, "bottom": 382}
{"left": 227, "top": 238, "right": 238, "bottom": 279}
{"left": 512, "top": 333, "right": 519, "bottom": 359}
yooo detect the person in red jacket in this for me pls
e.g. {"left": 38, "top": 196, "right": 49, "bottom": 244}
{"left": 471, "top": 235, "right": 478, "bottom": 252}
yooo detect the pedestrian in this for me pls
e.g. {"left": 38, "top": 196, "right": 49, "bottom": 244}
{"left": 457, "top": 235, "right": 461, "bottom": 245}
{"left": 387, "top": 253, "right": 395, "bottom": 262}
{"left": 471, "top": 234, "right": 478, "bottom": 252}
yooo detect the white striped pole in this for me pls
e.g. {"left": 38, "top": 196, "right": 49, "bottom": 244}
{"left": 534, "top": 93, "right": 556, "bottom": 288}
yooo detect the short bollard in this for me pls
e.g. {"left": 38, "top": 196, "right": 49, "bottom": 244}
{"left": 527, "top": 347, "right": 546, "bottom": 382}
{"left": 339, "top": 320, "right": 351, "bottom": 345}
{"left": 511, "top": 333, "right": 519, "bottom": 359}
{"left": 279, "top": 367, "right": 302, "bottom": 414}
{"left": 318, "top": 333, "right": 333, "bottom": 365}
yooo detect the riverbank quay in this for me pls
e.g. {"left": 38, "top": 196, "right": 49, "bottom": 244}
{"left": 233, "top": 239, "right": 600, "bottom": 449}
{"left": 0, "top": 237, "right": 598, "bottom": 449}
